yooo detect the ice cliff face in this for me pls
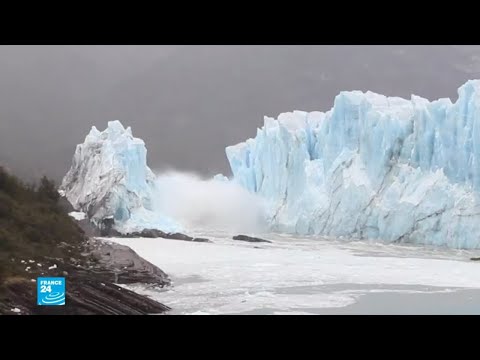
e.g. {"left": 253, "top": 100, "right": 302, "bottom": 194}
{"left": 60, "top": 120, "right": 179, "bottom": 232}
{"left": 226, "top": 80, "right": 480, "bottom": 249}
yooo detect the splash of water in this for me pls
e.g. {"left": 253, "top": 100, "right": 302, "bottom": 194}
{"left": 150, "top": 170, "right": 267, "bottom": 233}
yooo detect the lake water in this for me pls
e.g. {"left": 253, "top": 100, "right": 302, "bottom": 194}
{"left": 103, "top": 232, "right": 480, "bottom": 315}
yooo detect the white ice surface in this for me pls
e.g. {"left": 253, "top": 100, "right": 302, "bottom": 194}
{"left": 68, "top": 211, "right": 86, "bottom": 221}
{"left": 104, "top": 233, "right": 480, "bottom": 315}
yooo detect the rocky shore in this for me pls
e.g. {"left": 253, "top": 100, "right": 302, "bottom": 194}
{"left": 0, "top": 167, "right": 175, "bottom": 315}
{"left": 1, "top": 237, "right": 172, "bottom": 315}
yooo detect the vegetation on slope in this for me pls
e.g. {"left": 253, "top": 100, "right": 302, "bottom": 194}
{"left": 0, "top": 166, "right": 171, "bottom": 314}
{"left": 0, "top": 166, "right": 86, "bottom": 291}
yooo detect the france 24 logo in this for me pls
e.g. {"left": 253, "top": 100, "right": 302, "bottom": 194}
{"left": 37, "top": 277, "right": 65, "bottom": 306}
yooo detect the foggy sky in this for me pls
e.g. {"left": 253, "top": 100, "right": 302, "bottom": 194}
{"left": 2, "top": 45, "right": 480, "bottom": 182}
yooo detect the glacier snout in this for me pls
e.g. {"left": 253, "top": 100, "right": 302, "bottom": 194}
{"left": 60, "top": 120, "right": 264, "bottom": 234}
{"left": 226, "top": 80, "right": 480, "bottom": 249}
{"left": 60, "top": 120, "right": 171, "bottom": 230}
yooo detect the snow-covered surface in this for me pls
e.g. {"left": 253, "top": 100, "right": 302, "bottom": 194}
{"left": 226, "top": 80, "right": 480, "bottom": 248}
{"left": 104, "top": 233, "right": 480, "bottom": 315}
{"left": 68, "top": 211, "right": 86, "bottom": 221}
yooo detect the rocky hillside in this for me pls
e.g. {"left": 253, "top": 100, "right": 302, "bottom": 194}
{"left": 0, "top": 167, "right": 170, "bottom": 315}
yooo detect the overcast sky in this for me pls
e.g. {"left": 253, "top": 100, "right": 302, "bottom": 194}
{"left": 2, "top": 45, "right": 480, "bottom": 182}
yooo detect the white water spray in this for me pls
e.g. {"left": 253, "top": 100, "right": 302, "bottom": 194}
{"left": 151, "top": 171, "right": 267, "bottom": 233}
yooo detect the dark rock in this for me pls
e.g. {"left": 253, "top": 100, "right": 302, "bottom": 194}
{"left": 471, "top": 257, "right": 480, "bottom": 261}
{"left": 125, "top": 231, "right": 141, "bottom": 238}
{"left": 1, "top": 276, "right": 170, "bottom": 315}
{"left": 233, "top": 235, "right": 272, "bottom": 243}
{"left": 120, "top": 228, "right": 167, "bottom": 238}
{"left": 141, "top": 229, "right": 168, "bottom": 238}
{"left": 76, "top": 218, "right": 101, "bottom": 237}
{"left": 89, "top": 240, "right": 171, "bottom": 286}
{"left": 109, "top": 229, "right": 123, "bottom": 237}
{"left": 100, "top": 217, "right": 118, "bottom": 237}
{"left": 164, "top": 232, "right": 193, "bottom": 241}
{"left": 58, "top": 196, "right": 75, "bottom": 213}
{"left": 120, "top": 229, "right": 212, "bottom": 243}
{"left": 64, "top": 278, "right": 171, "bottom": 315}
{"left": 163, "top": 233, "right": 212, "bottom": 243}
{"left": 58, "top": 197, "right": 101, "bottom": 237}
{"left": 192, "top": 238, "right": 211, "bottom": 243}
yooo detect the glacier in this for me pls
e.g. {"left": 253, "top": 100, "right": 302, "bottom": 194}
{"left": 61, "top": 81, "right": 480, "bottom": 249}
{"left": 60, "top": 120, "right": 181, "bottom": 233}
{"left": 60, "top": 120, "right": 262, "bottom": 234}
{"left": 226, "top": 80, "right": 480, "bottom": 249}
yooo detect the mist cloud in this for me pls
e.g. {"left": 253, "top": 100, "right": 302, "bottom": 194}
{"left": 151, "top": 171, "right": 266, "bottom": 233}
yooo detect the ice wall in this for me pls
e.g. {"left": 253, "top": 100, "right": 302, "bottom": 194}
{"left": 226, "top": 80, "right": 480, "bottom": 249}
{"left": 60, "top": 120, "right": 179, "bottom": 232}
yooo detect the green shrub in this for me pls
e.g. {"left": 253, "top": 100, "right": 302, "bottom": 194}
{"left": 0, "top": 167, "right": 85, "bottom": 289}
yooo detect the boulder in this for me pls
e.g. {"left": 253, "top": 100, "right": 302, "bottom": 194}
{"left": 232, "top": 235, "right": 272, "bottom": 243}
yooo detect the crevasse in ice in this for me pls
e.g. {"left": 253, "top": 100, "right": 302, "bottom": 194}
{"left": 226, "top": 80, "right": 480, "bottom": 249}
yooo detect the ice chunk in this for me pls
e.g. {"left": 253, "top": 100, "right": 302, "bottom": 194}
{"left": 60, "top": 120, "right": 181, "bottom": 233}
{"left": 213, "top": 174, "right": 229, "bottom": 182}
{"left": 60, "top": 120, "right": 157, "bottom": 224}
{"left": 68, "top": 211, "right": 86, "bottom": 221}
